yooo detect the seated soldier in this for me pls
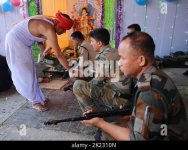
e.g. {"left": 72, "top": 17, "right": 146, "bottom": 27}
{"left": 70, "top": 31, "right": 96, "bottom": 63}
{"left": 80, "top": 32, "right": 187, "bottom": 141}
{"left": 126, "top": 24, "right": 142, "bottom": 98}
{"left": 69, "top": 31, "right": 96, "bottom": 80}
{"left": 73, "top": 28, "right": 133, "bottom": 140}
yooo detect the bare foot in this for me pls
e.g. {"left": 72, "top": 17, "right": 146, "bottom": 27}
{"left": 32, "top": 103, "right": 48, "bottom": 112}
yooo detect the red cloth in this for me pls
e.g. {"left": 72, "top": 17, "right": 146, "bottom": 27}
{"left": 55, "top": 11, "right": 74, "bottom": 30}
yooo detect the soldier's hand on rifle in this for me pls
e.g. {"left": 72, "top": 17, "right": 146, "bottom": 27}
{"left": 83, "top": 108, "right": 93, "bottom": 115}
{"left": 81, "top": 117, "right": 104, "bottom": 127}
{"left": 120, "top": 115, "right": 131, "bottom": 121}
{"left": 81, "top": 109, "right": 103, "bottom": 127}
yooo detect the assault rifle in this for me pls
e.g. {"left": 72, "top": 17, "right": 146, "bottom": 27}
{"left": 44, "top": 107, "right": 132, "bottom": 125}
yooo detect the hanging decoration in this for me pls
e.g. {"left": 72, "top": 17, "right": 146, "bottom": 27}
{"left": 0, "top": 0, "right": 29, "bottom": 15}
{"left": 28, "top": 0, "right": 41, "bottom": 58}
{"left": 117, "top": 0, "right": 122, "bottom": 47}
{"left": 28, "top": 0, "right": 39, "bottom": 16}
{"left": 103, "top": 0, "right": 116, "bottom": 48}
{"left": 100, "top": 0, "right": 104, "bottom": 27}
{"left": 19, "top": 0, "right": 28, "bottom": 18}
{"left": 120, "top": 0, "right": 126, "bottom": 41}
{"left": 135, "top": 0, "right": 148, "bottom": 6}
{"left": 35, "top": 0, "right": 40, "bottom": 14}
{"left": 1, "top": 0, "right": 13, "bottom": 12}
{"left": 0, "top": 0, "right": 7, "bottom": 5}
{"left": 10, "top": 0, "right": 20, "bottom": 7}
{"left": 19, "top": 0, "right": 23, "bottom": 6}
{"left": 19, "top": 0, "right": 27, "bottom": 7}
{"left": 103, "top": 0, "right": 116, "bottom": 29}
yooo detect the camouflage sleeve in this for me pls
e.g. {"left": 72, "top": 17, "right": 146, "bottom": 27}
{"left": 93, "top": 48, "right": 120, "bottom": 85}
{"left": 79, "top": 47, "right": 89, "bottom": 62}
{"left": 129, "top": 90, "right": 167, "bottom": 140}
{"left": 106, "top": 51, "right": 119, "bottom": 60}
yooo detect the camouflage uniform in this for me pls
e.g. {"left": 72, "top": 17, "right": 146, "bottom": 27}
{"left": 78, "top": 40, "right": 96, "bottom": 63}
{"left": 73, "top": 45, "right": 132, "bottom": 112}
{"left": 128, "top": 66, "right": 187, "bottom": 140}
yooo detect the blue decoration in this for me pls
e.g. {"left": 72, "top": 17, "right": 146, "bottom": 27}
{"left": 135, "top": 0, "right": 148, "bottom": 6}
{"left": 1, "top": 1, "right": 13, "bottom": 12}
{"left": 166, "top": 0, "right": 173, "bottom": 2}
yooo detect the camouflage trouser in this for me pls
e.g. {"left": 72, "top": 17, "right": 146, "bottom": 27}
{"left": 73, "top": 80, "right": 130, "bottom": 112}
{"left": 73, "top": 79, "right": 131, "bottom": 141}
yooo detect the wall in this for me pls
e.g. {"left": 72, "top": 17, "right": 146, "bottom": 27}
{"left": 41, "top": 0, "right": 103, "bottom": 49}
{"left": 0, "top": 8, "right": 22, "bottom": 56}
{"left": 1, "top": 0, "right": 187, "bottom": 57}
{"left": 41, "top": 0, "right": 77, "bottom": 49}
{"left": 121, "top": 0, "right": 188, "bottom": 57}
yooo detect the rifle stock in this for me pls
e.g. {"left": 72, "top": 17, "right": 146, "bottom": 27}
{"left": 44, "top": 107, "right": 132, "bottom": 125}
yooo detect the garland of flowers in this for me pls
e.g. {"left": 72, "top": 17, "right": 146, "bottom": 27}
{"left": 18, "top": 0, "right": 28, "bottom": 18}
{"left": 102, "top": 0, "right": 116, "bottom": 48}
{"left": 28, "top": 0, "right": 39, "bottom": 16}
{"left": 35, "top": 0, "right": 40, "bottom": 14}
{"left": 117, "top": 0, "right": 122, "bottom": 46}
{"left": 100, "top": 0, "right": 104, "bottom": 27}
{"left": 22, "top": 1, "right": 26, "bottom": 18}
{"left": 103, "top": 0, "right": 115, "bottom": 29}
{"left": 28, "top": 0, "right": 41, "bottom": 60}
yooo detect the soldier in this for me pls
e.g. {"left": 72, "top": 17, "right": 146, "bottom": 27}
{"left": 81, "top": 32, "right": 187, "bottom": 140}
{"left": 126, "top": 24, "right": 142, "bottom": 96}
{"left": 73, "top": 28, "right": 132, "bottom": 140}
{"left": 69, "top": 31, "right": 96, "bottom": 79}
{"left": 70, "top": 31, "right": 96, "bottom": 63}
{"left": 73, "top": 28, "right": 132, "bottom": 112}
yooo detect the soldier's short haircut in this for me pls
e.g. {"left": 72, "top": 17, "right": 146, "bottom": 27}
{"left": 121, "top": 32, "right": 155, "bottom": 59}
{"left": 89, "top": 28, "right": 110, "bottom": 45}
{"left": 127, "top": 24, "right": 141, "bottom": 32}
{"left": 71, "top": 31, "right": 85, "bottom": 40}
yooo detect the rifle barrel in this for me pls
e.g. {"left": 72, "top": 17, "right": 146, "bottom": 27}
{"left": 44, "top": 108, "right": 131, "bottom": 125}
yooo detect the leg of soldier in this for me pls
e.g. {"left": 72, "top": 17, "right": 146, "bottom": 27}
{"left": 73, "top": 80, "right": 95, "bottom": 112}
{"left": 73, "top": 80, "right": 131, "bottom": 141}
{"left": 73, "top": 80, "right": 130, "bottom": 112}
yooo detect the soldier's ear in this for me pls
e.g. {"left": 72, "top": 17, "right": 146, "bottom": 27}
{"left": 138, "top": 55, "right": 146, "bottom": 67}
{"left": 97, "top": 41, "right": 103, "bottom": 47}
